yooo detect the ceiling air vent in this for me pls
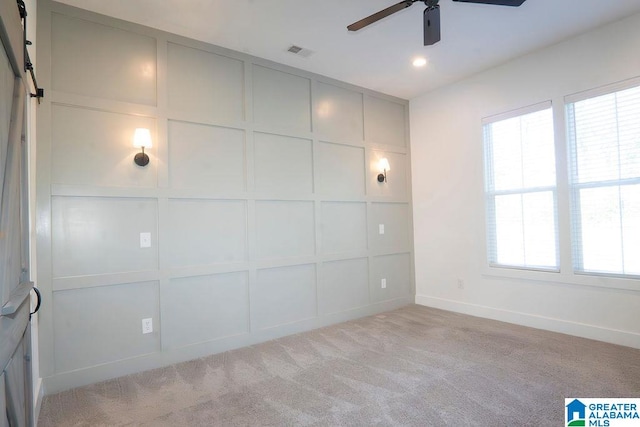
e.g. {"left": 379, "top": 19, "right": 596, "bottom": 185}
{"left": 286, "top": 45, "right": 314, "bottom": 58}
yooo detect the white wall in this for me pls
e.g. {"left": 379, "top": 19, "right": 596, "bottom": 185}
{"left": 410, "top": 13, "right": 640, "bottom": 349}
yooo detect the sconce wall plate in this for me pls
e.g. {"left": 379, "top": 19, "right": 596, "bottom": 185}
{"left": 134, "top": 150, "right": 150, "bottom": 166}
{"left": 377, "top": 173, "right": 386, "bottom": 183}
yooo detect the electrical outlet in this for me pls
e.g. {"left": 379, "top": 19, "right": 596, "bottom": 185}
{"left": 457, "top": 279, "right": 464, "bottom": 289}
{"left": 140, "top": 232, "right": 151, "bottom": 248}
{"left": 379, "top": 224, "right": 385, "bottom": 235}
{"left": 142, "top": 318, "right": 153, "bottom": 334}
{"left": 381, "top": 278, "right": 387, "bottom": 289}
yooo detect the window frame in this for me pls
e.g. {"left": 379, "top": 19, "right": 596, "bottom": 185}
{"left": 479, "top": 82, "right": 640, "bottom": 291}
{"left": 565, "top": 77, "right": 640, "bottom": 279}
{"left": 482, "top": 101, "right": 560, "bottom": 273}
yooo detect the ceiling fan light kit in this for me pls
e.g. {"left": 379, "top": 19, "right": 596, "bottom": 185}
{"left": 348, "top": 0, "right": 526, "bottom": 46}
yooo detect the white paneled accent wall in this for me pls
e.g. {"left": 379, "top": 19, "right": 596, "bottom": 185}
{"left": 36, "top": 1, "right": 413, "bottom": 392}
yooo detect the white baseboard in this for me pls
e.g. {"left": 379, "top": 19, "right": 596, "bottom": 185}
{"left": 415, "top": 294, "right": 640, "bottom": 350}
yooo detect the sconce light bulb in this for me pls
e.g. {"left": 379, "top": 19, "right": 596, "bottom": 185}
{"left": 377, "top": 158, "right": 390, "bottom": 183}
{"left": 133, "top": 128, "right": 152, "bottom": 149}
{"left": 379, "top": 158, "right": 390, "bottom": 172}
{"left": 133, "top": 128, "right": 152, "bottom": 167}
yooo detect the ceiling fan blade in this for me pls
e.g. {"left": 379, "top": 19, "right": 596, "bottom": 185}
{"left": 423, "top": 6, "right": 441, "bottom": 46}
{"left": 347, "top": 0, "right": 414, "bottom": 31}
{"left": 451, "top": 0, "right": 526, "bottom": 6}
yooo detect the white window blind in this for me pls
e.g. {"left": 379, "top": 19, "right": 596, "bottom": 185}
{"left": 483, "top": 103, "right": 558, "bottom": 270}
{"left": 566, "top": 83, "right": 640, "bottom": 277}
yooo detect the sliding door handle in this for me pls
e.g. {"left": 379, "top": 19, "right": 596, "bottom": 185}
{"left": 30, "top": 287, "right": 41, "bottom": 319}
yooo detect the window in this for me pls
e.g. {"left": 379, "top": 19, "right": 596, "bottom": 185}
{"left": 567, "top": 83, "right": 640, "bottom": 277}
{"left": 483, "top": 103, "right": 558, "bottom": 271}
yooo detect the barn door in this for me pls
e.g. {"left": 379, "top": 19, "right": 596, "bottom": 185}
{"left": 0, "top": 0, "right": 34, "bottom": 425}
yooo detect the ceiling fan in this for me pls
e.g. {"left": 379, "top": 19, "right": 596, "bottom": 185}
{"left": 347, "top": 0, "right": 526, "bottom": 46}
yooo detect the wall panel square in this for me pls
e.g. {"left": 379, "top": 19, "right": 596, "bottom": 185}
{"left": 51, "top": 13, "right": 157, "bottom": 105}
{"left": 370, "top": 203, "right": 410, "bottom": 252}
{"left": 314, "top": 82, "right": 363, "bottom": 143}
{"left": 168, "top": 120, "right": 245, "bottom": 191}
{"left": 168, "top": 200, "right": 247, "bottom": 267}
{"left": 162, "top": 272, "right": 249, "bottom": 349}
{"left": 254, "top": 132, "right": 313, "bottom": 194}
{"left": 319, "top": 258, "right": 369, "bottom": 314}
{"left": 316, "top": 142, "right": 365, "bottom": 196}
{"left": 51, "top": 105, "right": 157, "bottom": 188}
{"left": 364, "top": 95, "right": 406, "bottom": 147}
{"left": 255, "top": 201, "right": 315, "bottom": 259}
{"left": 252, "top": 264, "right": 316, "bottom": 329}
{"left": 253, "top": 65, "right": 311, "bottom": 131}
{"left": 321, "top": 202, "right": 367, "bottom": 254}
{"left": 168, "top": 43, "right": 244, "bottom": 121}
{"left": 53, "top": 281, "right": 160, "bottom": 372}
{"left": 52, "top": 197, "right": 158, "bottom": 278}
{"left": 370, "top": 253, "right": 411, "bottom": 303}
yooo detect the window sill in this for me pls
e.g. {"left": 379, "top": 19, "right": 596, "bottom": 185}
{"left": 482, "top": 265, "right": 640, "bottom": 292}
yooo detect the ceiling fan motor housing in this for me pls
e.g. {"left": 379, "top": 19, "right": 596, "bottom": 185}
{"left": 423, "top": 6, "right": 441, "bottom": 46}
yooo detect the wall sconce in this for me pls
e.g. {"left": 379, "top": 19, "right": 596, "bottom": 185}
{"left": 133, "top": 128, "right": 152, "bottom": 167}
{"left": 377, "top": 158, "right": 390, "bottom": 183}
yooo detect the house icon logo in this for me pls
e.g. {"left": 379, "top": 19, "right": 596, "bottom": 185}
{"left": 566, "top": 399, "right": 587, "bottom": 426}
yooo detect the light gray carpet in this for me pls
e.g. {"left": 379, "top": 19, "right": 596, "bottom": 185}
{"left": 39, "top": 305, "right": 640, "bottom": 426}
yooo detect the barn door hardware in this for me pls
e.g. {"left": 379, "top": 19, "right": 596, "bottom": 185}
{"left": 17, "top": 0, "right": 44, "bottom": 103}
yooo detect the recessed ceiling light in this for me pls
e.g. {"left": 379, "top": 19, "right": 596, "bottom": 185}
{"left": 412, "top": 57, "right": 427, "bottom": 67}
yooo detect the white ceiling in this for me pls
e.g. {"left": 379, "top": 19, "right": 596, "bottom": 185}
{"left": 53, "top": 0, "right": 640, "bottom": 99}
